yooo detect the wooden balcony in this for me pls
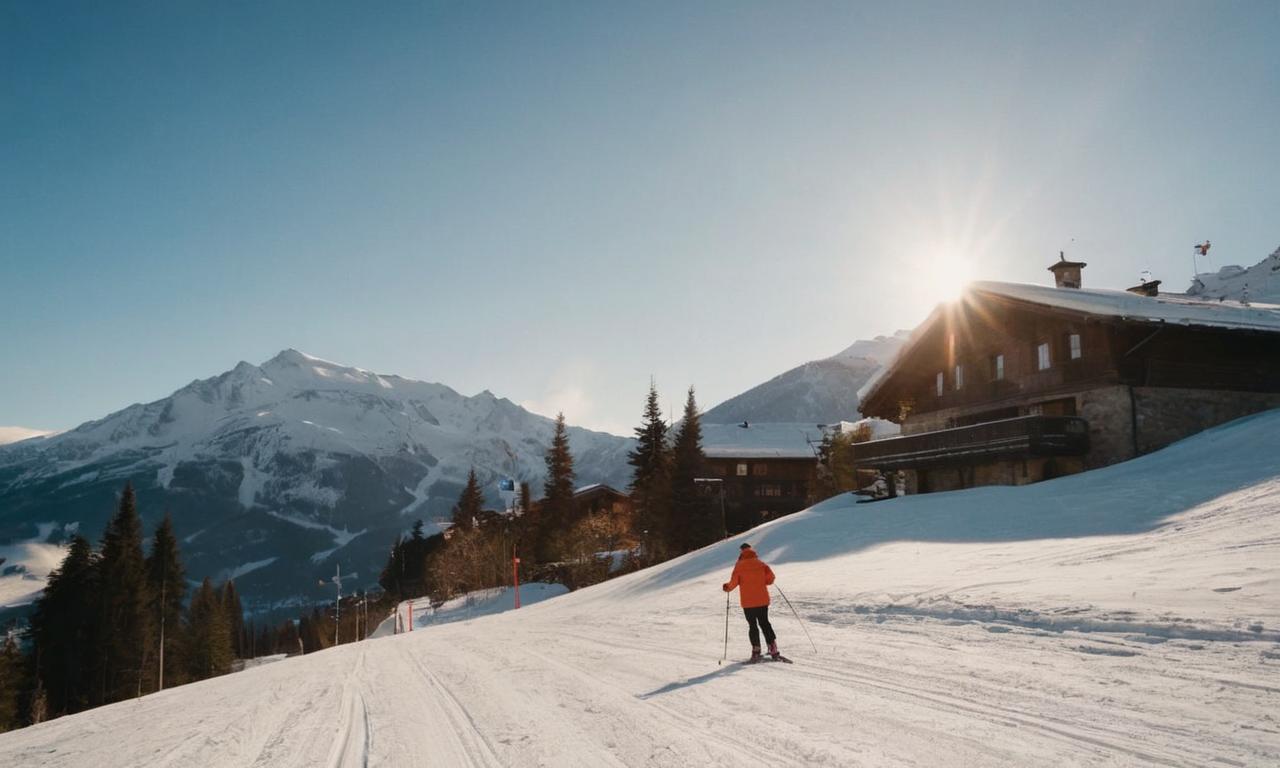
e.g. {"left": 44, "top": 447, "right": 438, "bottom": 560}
{"left": 851, "top": 415, "right": 1090, "bottom": 471}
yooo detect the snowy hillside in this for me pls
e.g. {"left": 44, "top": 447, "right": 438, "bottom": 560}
{"left": 0, "top": 350, "right": 633, "bottom": 611}
{"left": 1186, "top": 244, "right": 1280, "bottom": 304}
{"left": 4, "top": 410, "right": 1276, "bottom": 766}
{"left": 702, "top": 331, "right": 910, "bottom": 424}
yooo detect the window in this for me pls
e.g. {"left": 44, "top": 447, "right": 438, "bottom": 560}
{"left": 991, "top": 354, "right": 1005, "bottom": 381}
{"left": 954, "top": 364, "right": 964, "bottom": 390}
{"left": 1037, "top": 342, "right": 1051, "bottom": 371}
{"left": 1069, "top": 333, "right": 1082, "bottom": 360}
{"left": 736, "top": 463, "right": 748, "bottom": 477}
{"left": 936, "top": 371, "right": 944, "bottom": 396}
{"left": 711, "top": 464, "right": 727, "bottom": 477}
{"left": 754, "top": 484, "right": 783, "bottom": 498}
{"left": 752, "top": 463, "right": 769, "bottom": 476}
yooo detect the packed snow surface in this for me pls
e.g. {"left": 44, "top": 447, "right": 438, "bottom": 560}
{"left": 370, "top": 583, "right": 570, "bottom": 638}
{"left": 3, "top": 412, "right": 1279, "bottom": 766}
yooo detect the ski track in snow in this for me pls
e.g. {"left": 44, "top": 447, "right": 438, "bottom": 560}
{"left": 3, "top": 598, "right": 1275, "bottom": 766}
{"left": 4, "top": 413, "right": 1280, "bottom": 766}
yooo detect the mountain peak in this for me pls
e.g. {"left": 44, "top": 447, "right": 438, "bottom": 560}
{"left": 265, "top": 348, "right": 326, "bottom": 367}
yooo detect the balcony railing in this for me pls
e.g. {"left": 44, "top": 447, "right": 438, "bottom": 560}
{"left": 851, "top": 415, "right": 1090, "bottom": 471}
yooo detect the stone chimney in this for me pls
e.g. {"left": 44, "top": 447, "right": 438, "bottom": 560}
{"left": 1047, "top": 251, "right": 1087, "bottom": 289}
{"left": 1125, "top": 279, "right": 1161, "bottom": 297}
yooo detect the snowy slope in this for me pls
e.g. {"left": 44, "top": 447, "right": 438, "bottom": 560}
{"left": 1186, "top": 244, "right": 1280, "bottom": 304}
{"left": 3, "top": 410, "right": 1277, "bottom": 766}
{"left": 702, "top": 331, "right": 910, "bottom": 424}
{"left": 0, "top": 350, "right": 633, "bottom": 611}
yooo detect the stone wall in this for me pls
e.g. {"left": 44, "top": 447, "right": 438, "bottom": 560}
{"left": 1132, "top": 387, "right": 1280, "bottom": 455}
{"left": 1076, "top": 385, "right": 1135, "bottom": 468}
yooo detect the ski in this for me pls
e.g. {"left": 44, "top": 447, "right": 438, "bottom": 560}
{"left": 740, "top": 655, "right": 793, "bottom": 665}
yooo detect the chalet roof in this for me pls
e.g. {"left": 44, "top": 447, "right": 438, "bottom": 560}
{"left": 859, "top": 280, "right": 1280, "bottom": 410}
{"left": 971, "top": 281, "right": 1280, "bottom": 334}
{"left": 573, "top": 483, "right": 627, "bottom": 498}
{"left": 701, "top": 422, "right": 823, "bottom": 459}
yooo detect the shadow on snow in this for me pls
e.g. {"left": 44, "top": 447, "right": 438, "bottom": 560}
{"left": 615, "top": 410, "right": 1280, "bottom": 597}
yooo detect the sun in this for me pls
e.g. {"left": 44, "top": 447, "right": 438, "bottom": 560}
{"left": 923, "top": 249, "right": 973, "bottom": 304}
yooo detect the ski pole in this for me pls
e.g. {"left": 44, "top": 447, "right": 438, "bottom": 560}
{"left": 774, "top": 584, "right": 817, "bottom": 654}
{"left": 718, "top": 590, "right": 730, "bottom": 665}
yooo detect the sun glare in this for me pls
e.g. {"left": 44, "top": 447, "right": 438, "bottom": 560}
{"left": 925, "top": 250, "right": 973, "bottom": 304}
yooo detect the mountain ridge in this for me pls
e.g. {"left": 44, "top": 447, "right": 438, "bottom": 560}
{"left": 702, "top": 330, "right": 911, "bottom": 424}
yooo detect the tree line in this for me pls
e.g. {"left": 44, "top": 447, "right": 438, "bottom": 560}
{"left": 377, "top": 384, "right": 723, "bottom": 609}
{"left": 0, "top": 483, "right": 255, "bottom": 731}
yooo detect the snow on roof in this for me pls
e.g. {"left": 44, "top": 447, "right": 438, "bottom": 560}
{"left": 701, "top": 422, "right": 824, "bottom": 459}
{"left": 860, "top": 279, "right": 1280, "bottom": 410}
{"left": 971, "top": 280, "right": 1280, "bottom": 334}
{"left": 573, "top": 483, "right": 626, "bottom": 497}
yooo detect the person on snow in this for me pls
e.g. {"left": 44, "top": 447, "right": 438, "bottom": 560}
{"left": 722, "top": 542, "right": 781, "bottom": 661}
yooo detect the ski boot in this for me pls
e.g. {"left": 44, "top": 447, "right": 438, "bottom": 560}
{"left": 768, "top": 642, "right": 781, "bottom": 661}
{"left": 748, "top": 645, "right": 763, "bottom": 663}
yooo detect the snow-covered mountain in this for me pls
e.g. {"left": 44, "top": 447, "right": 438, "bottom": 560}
{"left": 1186, "top": 244, "right": 1280, "bottom": 304}
{"left": 702, "top": 331, "right": 910, "bottom": 424}
{"left": 0, "top": 350, "right": 634, "bottom": 612}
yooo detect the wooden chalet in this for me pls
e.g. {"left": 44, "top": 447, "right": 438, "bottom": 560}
{"left": 572, "top": 484, "right": 632, "bottom": 517}
{"left": 856, "top": 258, "right": 1280, "bottom": 494}
{"left": 700, "top": 422, "right": 823, "bottom": 533}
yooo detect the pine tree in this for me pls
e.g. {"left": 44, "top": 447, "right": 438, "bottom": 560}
{"left": 0, "top": 631, "right": 24, "bottom": 732}
{"left": 669, "top": 388, "right": 716, "bottom": 553}
{"left": 628, "top": 380, "right": 671, "bottom": 561}
{"left": 97, "top": 483, "right": 152, "bottom": 703}
{"left": 186, "top": 578, "right": 232, "bottom": 679}
{"left": 518, "top": 482, "right": 532, "bottom": 517}
{"left": 378, "top": 534, "right": 406, "bottom": 599}
{"left": 220, "top": 581, "right": 245, "bottom": 659}
{"left": 537, "top": 413, "right": 576, "bottom": 563}
{"left": 451, "top": 468, "right": 485, "bottom": 531}
{"left": 29, "top": 534, "right": 99, "bottom": 715}
{"left": 145, "top": 513, "right": 187, "bottom": 691}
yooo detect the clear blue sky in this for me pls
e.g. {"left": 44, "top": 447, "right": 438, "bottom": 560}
{"left": 3, "top": 1, "right": 1278, "bottom": 435}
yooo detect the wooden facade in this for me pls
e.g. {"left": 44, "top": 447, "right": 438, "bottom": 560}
{"left": 702, "top": 455, "right": 817, "bottom": 534}
{"left": 857, "top": 282, "right": 1280, "bottom": 493}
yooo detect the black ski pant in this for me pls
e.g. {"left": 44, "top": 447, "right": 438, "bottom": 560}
{"left": 743, "top": 606, "right": 776, "bottom": 648}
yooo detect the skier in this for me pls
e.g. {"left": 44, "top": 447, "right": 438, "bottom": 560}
{"left": 722, "top": 542, "right": 782, "bottom": 662}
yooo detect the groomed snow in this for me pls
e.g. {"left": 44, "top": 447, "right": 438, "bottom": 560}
{"left": 369, "top": 583, "right": 570, "bottom": 638}
{"left": 3, "top": 411, "right": 1279, "bottom": 765}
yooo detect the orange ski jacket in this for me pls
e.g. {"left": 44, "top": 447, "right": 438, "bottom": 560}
{"left": 722, "top": 547, "right": 775, "bottom": 608}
